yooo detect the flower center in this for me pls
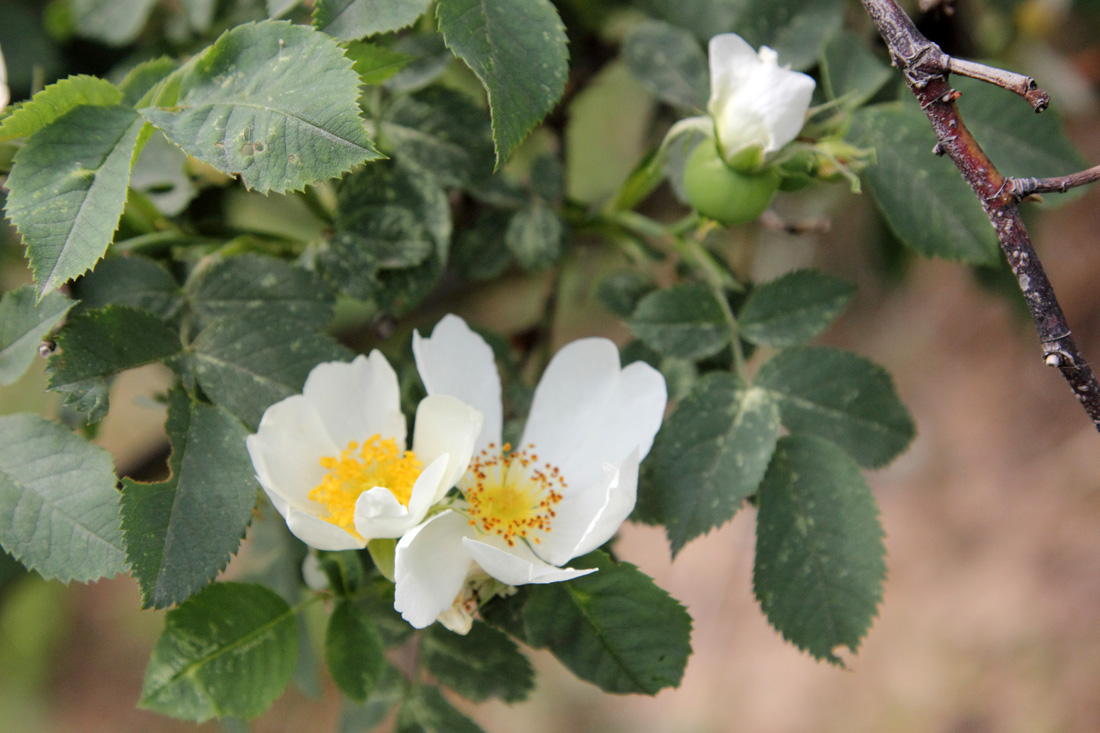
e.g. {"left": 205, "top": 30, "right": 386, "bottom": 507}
{"left": 309, "top": 435, "right": 422, "bottom": 535}
{"left": 462, "top": 443, "right": 565, "bottom": 547}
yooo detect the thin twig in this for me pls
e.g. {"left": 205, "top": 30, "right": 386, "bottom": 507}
{"left": 1008, "top": 164, "right": 1100, "bottom": 198}
{"left": 860, "top": 0, "right": 1100, "bottom": 432}
{"left": 946, "top": 57, "right": 1050, "bottom": 111}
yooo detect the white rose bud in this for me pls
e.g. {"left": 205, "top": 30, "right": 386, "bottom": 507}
{"left": 707, "top": 33, "right": 815, "bottom": 171}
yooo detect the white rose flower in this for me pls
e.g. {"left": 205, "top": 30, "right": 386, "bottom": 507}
{"left": 393, "top": 315, "right": 668, "bottom": 630}
{"left": 246, "top": 352, "right": 483, "bottom": 551}
{"left": 706, "top": 33, "right": 815, "bottom": 170}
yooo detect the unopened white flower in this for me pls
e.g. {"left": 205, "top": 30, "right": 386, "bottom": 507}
{"left": 0, "top": 44, "right": 9, "bottom": 113}
{"left": 394, "top": 315, "right": 667, "bottom": 630}
{"left": 706, "top": 33, "right": 815, "bottom": 170}
{"left": 246, "top": 352, "right": 483, "bottom": 551}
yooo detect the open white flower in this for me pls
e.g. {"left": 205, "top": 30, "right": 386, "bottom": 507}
{"left": 706, "top": 33, "right": 815, "bottom": 170}
{"left": 394, "top": 315, "right": 667, "bottom": 630}
{"left": 0, "top": 44, "right": 9, "bottom": 113}
{"left": 246, "top": 352, "right": 483, "bottom": 551}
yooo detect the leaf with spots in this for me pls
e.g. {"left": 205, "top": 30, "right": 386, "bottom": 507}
{"left": 640, "top": 373, "right": 780, "bottom": 556}
{"left": 187, "top": 254, "right": 335, "bottom": 328}
{"left": 755, "top": 346, "right": 915, "bottom": 468}
{"left": 4, "top": 105, "right": 147, "bottom": 298}
{"left": 737, "top": 269, "right": 856, "bottom": 348}
{"left": 436, "top": 0, "right": 569, "bottom": 166}
{"left": 421, "top": 622, "right": 534, "bottom": 703}
{"left": 627, "top": 282, "right": 730, "bottom": 361}
{"left": 140, "top": 20, "right": 381, "bottom": 194}
{"left": 0, "top": 413, "right": 126, "bottom": 583}
{"left": 190, "top": 311, "right": 352, "bottom": 430}
{"left": 754, "top": 435, "right": 886, "bottom": 665}
{"left": 121, "top": 388, "right": 258, "bottom": 609}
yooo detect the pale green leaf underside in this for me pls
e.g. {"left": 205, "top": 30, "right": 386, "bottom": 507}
{"left": 0, "top": 414, "right": 125, "bottom": 583}
{"left": 141, "top": 20, "right": 381, "bottom": 194}
{"left": 139, "top": 582, "right": 297, "bottom": 721}
{"left": 436, "top": 0, "right": 569, "bottom": 165}
{"left": 0, "top": 75, "right": 121, "bottom": 141}
{"left": 72, "top": 0, "right": 158, "bottom": 46}
{"left": 5, "top": 105, "right": 146, "bottom": 297}
{"left": 754, "top": 435, "right": 886, "bottom": 665}
{"left": 121, "top": 389, "right": 258, "bottom": 609}
{"left": 313, "top": 0, "right": 432, "bottom": 39}
{"left": 0, "top": 286, "right": 74, "bottom": 386}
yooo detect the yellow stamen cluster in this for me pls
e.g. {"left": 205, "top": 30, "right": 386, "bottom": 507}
{"left": 463, "top": 442, "right": 565, "bottom": 547}
{"left": 309, "top": 434, "right": 422, "bottom": 535}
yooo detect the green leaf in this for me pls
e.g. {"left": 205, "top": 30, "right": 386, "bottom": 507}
{"left": 396, "top": 685, "right": 484, "bottom": 733}
{"left": 0, "top": 286, "right": 74, "bottom": 386}
{"left": 70, "top": 256, "right": 183, "bottom": 320}
{"left": 645, "top": 373, "right": 780, "bottom": 555}
{"left": 820, "top": 30, "right": 893, "bottom": 109}
{"left": 46, "top": 305, "right": 182, "bottom": 422}
{"left": 344, "top": 41, "right": 415, "bottom": 85}
{"left": 505, "top": 201, "right": 565, "bottom": 272}
{"left": 421, "top": 622, "right": 534, "bottom": 703}
{"left": 521, "top": 551, "right": 691, "bottom": 695}
{"left": 72, "top": 0, "right": 158, "bottom": 46}
{"left": 340, "top": 665, "right": 407, "bottom": 732}
{"left": 377, "top": 86, "right": 494, "bottom": 188}
{"left": 139, "top": 582, "right": 297, "bottom": 721}
{"left": 754, "top": 435, "right": 886, "bottom": 665}
{"left": 141, "top": 20, "right": 381, "bottom": 194}
{"left": 956, "top": 76, "right": 1088, "bottom": 182}
{"left": 452, "top": 210, "right": 513, "bottom": 282}
{"left": 321, "top": 161, "right": 450, "bottom": 314}
{"left": 436, "top": 0, "right": 569, "bottom": 166}
{"left": 597, "top": 270, "right": 656, "bottom": 319}
{"left": 755, "top": 346, "right": 915, "bottom": 469}
{"left": 0, "top": 75, "right": 121, "bottom": 141}
{"left": 850, "top": 102, "right": 1000, "bottom": 264}
{"left": 0, "top": 414, "right": 126, "bottom": 583}
{"left": 187, "top": 254, "right": 335, "bottom": 328}
{"left": 627, "top": 282, "right": 730, "bottom": 360}
{"left": 631, "top": 0, "right": 738, "bottom": 41}
{"left": 5, "top": 105, "right": 147, "bottom": 296}
{"left": 314, "top": 0, "right": 432, "bottom": 39}
{"left": 623, "top": 20, "right": 708, "bottom": 110}
{"left": 191, "top": 313, "right": 352, "bottom": 430}
{"left": 119, "top": 58, "right": 182, "bottom": 107}
{"left": 738, "top": 269, "right": 856, "bottom": 347}
{"left": 734, "top": 0, "right": 846, "bottom": 71}
{"left": 121, "top": 389, "right": 257, "bottom": 609}
{"left": 325, "top": 601, "right": 386, "bottom": 703}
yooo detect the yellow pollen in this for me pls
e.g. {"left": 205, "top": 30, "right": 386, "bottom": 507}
{"left": 308, "top": 434, "right": 422, "bottom": 535}
{"left": 462, "top": 442, "right": 565, "bottom": 547}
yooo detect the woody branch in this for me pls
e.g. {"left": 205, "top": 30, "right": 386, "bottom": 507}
{"left": 859, "top": 0, "right": 1100, "bottom": 432}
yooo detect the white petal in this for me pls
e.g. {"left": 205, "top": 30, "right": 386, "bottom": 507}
{"left": 708, "top": 33, "right": 761, "bottom": 106}
{"left": 462, "top": 536, "right": 596, "bottom": 586}
{"left": 302, "top": 352, "right": 406, "bottom": 450}
{"left": 247, "top": 394, "right": 337, "bottom": 511}
{"left": 545, "top": 451, "right": 640, "bottom": 565}
{"left": 285, "top": 506, "right": 365, "bottom": 550}
{"left": 411, "top": 394, "right": 483, "bottom": 496}
{"left": 352, "top": 454, "right": 449, "bottom": 539}
{"left": 394, "top": 511, "right": 476, "bottom": 629}
{"left": 520, "top": 338, "right": 666, "bottom": 493}
{"left": 0, "top": 45, "right": 8, "bottom": 113}
{"left": 413, "top": 315, "right": 503, "bottom": 453}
